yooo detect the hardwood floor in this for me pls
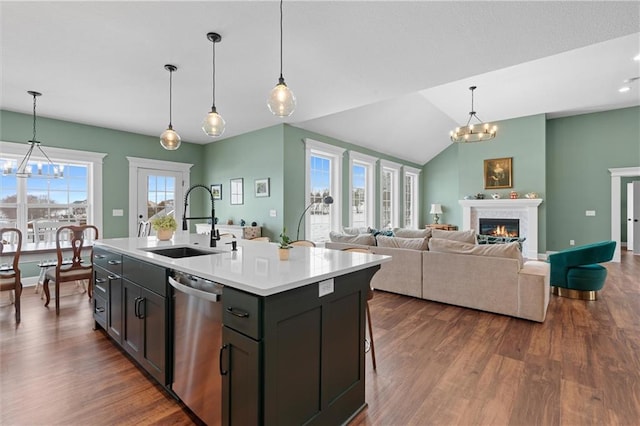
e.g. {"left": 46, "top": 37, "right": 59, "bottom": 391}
{"left": 1, "top": 251, "right": 638, "bottom": 425}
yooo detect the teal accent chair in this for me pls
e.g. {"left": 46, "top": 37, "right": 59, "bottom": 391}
{"left": 548, "top": 241, "right": 616, "bottom": 300}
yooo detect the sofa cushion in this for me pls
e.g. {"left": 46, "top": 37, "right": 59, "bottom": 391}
{"left": 376, "top": 235, "right": 429, "bottom": 251}
{"left": 343, "top": 226, "right": 371, "bottom": 235}
{"left": 428, "top": 237, "right": 524, "bottom": 267}
{"left": 329, "top": 231, "right": 376, "bottom": 246}
{"left": 393, "top": 228, "right": 431, "bottom": 238}
{"left": 431, "top": 229, "right": 477, "bottom": 244}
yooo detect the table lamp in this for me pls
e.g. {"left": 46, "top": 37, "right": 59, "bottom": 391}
{"left": 430, "top": 203, "right": 443, "bottom": 224}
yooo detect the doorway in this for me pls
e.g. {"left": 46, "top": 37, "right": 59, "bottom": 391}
{"left": 609, "top": 166, "right": 640, "bottom": 262}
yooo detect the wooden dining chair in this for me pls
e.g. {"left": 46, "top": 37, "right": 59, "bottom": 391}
{"left": 137, "top": 220, "right": 151, "bottom": 237}
{"left": 342, "top": 247, "right": 377, "bottom": 370}
{"left": 0, "top": 228, "right": 23, "bottom": 323}
{"left": 42, "top": 224, "right": 99, "bottom": 315}
{"left": 290, "top": 240, "right": 316, "bottom": 247}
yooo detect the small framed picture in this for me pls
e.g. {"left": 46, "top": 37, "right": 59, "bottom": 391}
{"left": 230, "top": 178, "right": 244, "bottom": 205}
{"left": 484, "top": 157, "right": 513, "bottom": 189}
{"left": 211, "top": 184, "right": 222, "bottom": 200}
{"left": 255, "top": 178, "right": 270, "bottom": 198}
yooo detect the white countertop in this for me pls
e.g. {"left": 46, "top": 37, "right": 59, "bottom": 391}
{"left": 94, "top": 232, "right": 389, "bottom": 296}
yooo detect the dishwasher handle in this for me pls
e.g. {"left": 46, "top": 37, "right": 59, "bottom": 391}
{"left": 168, "top": 276, "right": 221, "bottom": 303}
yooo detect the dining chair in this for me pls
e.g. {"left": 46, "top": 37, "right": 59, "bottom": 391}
{"left": 137, "top": 220, "right": 151, "bottom": 237}
{"left": 342, "top": 247, "right": 377, "bottom": 370}
{"left": 33, "top": 220, "right": 78, "bottom": 295}
{"left": 42, "top": 224, "right": 99, "bottom": 315}
{"left": 0, "top": 228, "right": 23, "bottom": 323}
{"left": 290, "top": 240, "right": 316, "bottom": 247}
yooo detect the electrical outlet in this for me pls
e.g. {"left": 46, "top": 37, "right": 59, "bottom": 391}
{"left": 112, "top": 209, "right": 123, "bottom": 217}
{"left": 586, "top": 210, "right": 596, "bottom": 216}
{"left": 570, "top": 240, "right": 575, "bottom": 246}
{"left": 270, "top": 209, "right": 277, "bottom": 217}
{"left": 318, "top": 279, "right": 334, "bottom": 297}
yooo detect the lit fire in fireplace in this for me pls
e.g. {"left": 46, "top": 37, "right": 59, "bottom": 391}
{"left": 491, "top": 225, "right": 518, "bottom": 237}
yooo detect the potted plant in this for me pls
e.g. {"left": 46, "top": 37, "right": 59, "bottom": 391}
{"left": 278, "top": 227, "right": 292, "bottom": 260}
{"left": 151, "top": 215, "right": 177, "bottom": 241}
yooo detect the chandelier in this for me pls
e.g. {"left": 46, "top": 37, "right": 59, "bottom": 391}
{"left": 450, "top": 86, "right": 497, "bottom": 143}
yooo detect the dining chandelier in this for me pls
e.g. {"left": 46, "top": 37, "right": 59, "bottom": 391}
{"left": 267, "top": 0, "right": 296, "bottom": 117}
{"left": 450, "top": 86, "right": 497, "bottom": 143}
{"left": 160, "top": 64, "right": 181, "bottom": 150}
{"left": 202, "top": 32, "right": 226, "bottom": 138}
{"left": 9, "top": 91, "right": 62, "bottom": 179}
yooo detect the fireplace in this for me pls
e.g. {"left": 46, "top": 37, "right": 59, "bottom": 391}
{"left": 479, "top": 218, "right": 519, "bottom": 237}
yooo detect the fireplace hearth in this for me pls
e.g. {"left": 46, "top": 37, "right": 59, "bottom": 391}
{"left": 479, "top": 218, "right": 519, "bottom": 237}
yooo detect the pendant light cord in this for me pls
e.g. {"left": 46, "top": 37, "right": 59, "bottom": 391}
{"left": 212, "top": 38, "right": 216, "bottom": 110}
{"left": 32, "top": 93, "right": 38, "bottom": 141}
{"left": 279, "top": 0, "right": 284, "bottom": 80}
{"left": 169, "top": 68, "right": 174, "bottom": 128}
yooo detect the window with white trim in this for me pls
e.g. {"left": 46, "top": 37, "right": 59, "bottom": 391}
{"left": 0, "top": 141, "right": 106, "bottom": 241}
{"left": 304, "top": 140, "right": 344, "bottom": 242}
{"left": 380, "top": 160, "right": 401, "bottom": 229}
{"left": 349, "top": 152, "right": 377, "bottom": 229}
{"left": 404, "top": 166, "right": 421, "bottom": 228}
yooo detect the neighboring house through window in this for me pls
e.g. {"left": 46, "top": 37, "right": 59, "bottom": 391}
{"left": 0, "top": 141, "right": 106, "bottom": 241}
{"left": 304, "top": 139, "right": 344, "bottom": 242}
{"left": 404, "top": 166, "right": 421, "bottom": 228}
{"left": 349, "top": 151, "right": 377, "bottom": 229}
{"left": 380, "top": 160, "right": 401, "bottom": 229}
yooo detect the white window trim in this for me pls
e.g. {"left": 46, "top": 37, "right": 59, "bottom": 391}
{"left": 127, "top": 156, "right": 192, "bottom": 236}
{"left": 349, "top": 151, "right": 377, "bottom": 228}
{"left": 380, "top": 159, "right": 402, "bottom": 229}
{"left": 304, "top": 139, "right": 345, "bottom": 239}
{"left": 1, "top": 140, "right": 107, "bottom": 235}
{"left": 403, "top": 166, "right": 421, "bottom": 228}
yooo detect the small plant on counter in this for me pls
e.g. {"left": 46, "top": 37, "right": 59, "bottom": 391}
{"left": 279, "top": 227, "right": 292, "bottom": 249}
{"left": 151, "top": 215, "right": 177, "bottom": 231}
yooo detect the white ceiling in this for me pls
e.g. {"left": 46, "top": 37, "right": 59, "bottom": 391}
{"left": 1, "top": 1, "right": 639, "bottom": 165}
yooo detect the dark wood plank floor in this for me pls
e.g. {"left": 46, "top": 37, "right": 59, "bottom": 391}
{"left": 2, "top": 251, "right": 638, "bottom": 425}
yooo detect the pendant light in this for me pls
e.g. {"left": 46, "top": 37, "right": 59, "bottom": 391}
{"left": 202, "top": 32, "right": 226, "bottom": 137}
{"left": 14, "top": 91, "right": 59, "bottom": 179}
{"left": 160, "top": 64, "right": 181, "bottom": 150}
{"left": 450, "top": 86, "right": 497, "bottom": 143}
{"left": 267, "top": 0, "right": 296, "bottom": 117}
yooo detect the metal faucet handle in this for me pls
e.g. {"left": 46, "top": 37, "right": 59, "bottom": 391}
{"left": 225, "top": 240, "right": 237, "bottom": 251}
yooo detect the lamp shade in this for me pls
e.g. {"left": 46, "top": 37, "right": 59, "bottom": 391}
{"left": 160, "top": 126, "right": 181, "bottom": 150}
{"left": 267, "top": 80, "right": 296, "bottom": 117}
{"left": 429, "top": 204, "right": 443, "bottom": 215}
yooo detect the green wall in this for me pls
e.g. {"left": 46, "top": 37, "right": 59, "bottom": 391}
{"left": 423, "top": 143, "right": 460, "bottom": 226}
{"left": 546, "top": 106, "right": 640, "bottom": 250}
{"left": 203, "top": 125, "right": 285, "bottom": 240}
{"left": 1, "top": 110, "right": 206, "bottom": 238}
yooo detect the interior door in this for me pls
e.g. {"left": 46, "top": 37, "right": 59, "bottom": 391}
{"left": 136, "top": 169, "right": 183, "bottom": 236}
{"left": 632, "top": 181, "right": 640, "bottom": 255}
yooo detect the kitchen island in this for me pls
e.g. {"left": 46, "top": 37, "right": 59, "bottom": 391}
{"left": 93, "top": 232, "right": 389, "bottom": 425}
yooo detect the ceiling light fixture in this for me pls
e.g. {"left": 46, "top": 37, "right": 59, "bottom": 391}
{"left": 619, "top": 86, "right": 631, "bottom": 93}
{"left": 450, "top": 86, "right": 497, "bottom": 143}
{"left": 160, "top": 64, "right": 181, "bottom": 150}
{"left": 267, "top": 0, "right": 296, "bottom": 117}
{"left": 634, "top": 54, "right": 640, "bottom": 61}
{"left": 13, "top": 91, "right": 59, "bottom": 178}
{"left": 202, "top": 32, "right": 226, "bottom": 138}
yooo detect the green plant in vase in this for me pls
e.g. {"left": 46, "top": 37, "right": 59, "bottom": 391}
{"left": 151, "top": 215, "right": 177, "bottom": 240}
{"left": 278, "top": 227, "right": 292, "bottom": 260}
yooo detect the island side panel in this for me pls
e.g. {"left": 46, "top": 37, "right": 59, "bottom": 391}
{"left": 262, "top": 266, "right": 379, "bottom": 426}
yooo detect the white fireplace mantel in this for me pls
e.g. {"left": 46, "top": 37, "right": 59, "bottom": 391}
{"left": 459, "top": 198, "right": 543, "bottom": 259}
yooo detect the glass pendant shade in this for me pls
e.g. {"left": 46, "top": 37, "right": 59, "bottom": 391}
{"left": 160, "top": 125, "right": 181, "bottom": 150}
{"left": 267, "top": 79, "right": 296, "bottom": 117}
{"left": 202, "top": 108, "right": 226, "bottom": 137}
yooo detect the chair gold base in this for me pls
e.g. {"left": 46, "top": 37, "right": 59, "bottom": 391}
{"left": 551, "top": 286, "right": 597, "bottom": 301}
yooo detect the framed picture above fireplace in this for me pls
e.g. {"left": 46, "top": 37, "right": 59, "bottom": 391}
{"left": 484, "top": 157, "right": 512, "bottom": 189}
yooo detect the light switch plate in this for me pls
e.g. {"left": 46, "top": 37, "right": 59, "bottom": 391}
{"left": 586, "top": 210, "right": 596, "bottom": 216}
{"left": 270, "top": 209, "right": 277, "bottom": 217}
{"left": 318, "top": 279, "right": 334, "bottom": 297}
{"left": 112, "top": 209, "right": 124, "bottom": 217}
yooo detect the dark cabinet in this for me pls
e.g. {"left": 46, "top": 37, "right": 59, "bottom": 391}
{"left": 93, "top": 248, "right": 168, "bottom": 386}
{"left": 222, "top": 266, "right": 378, "bottom": 426}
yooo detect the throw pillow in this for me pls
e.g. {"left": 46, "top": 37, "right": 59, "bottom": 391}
{"left": 343, "top": 226, "right": 371, "bottom": 235}
{"left": 428, "top": 238, "right": 524, "bottom": 267}
{"left": 329, "top": 231, "right": 376, "bottom": 246}
{"left": 393, "top": 228, "right": 431, "bottom": 238}
{"left": 369, "top": 228, "right": 394, "bottom": 237}
{"left": 376, "top": 235, "right": 429, "bottom": 251}
{"left": 431, "top": 229, "right": 476, "bottom": 244}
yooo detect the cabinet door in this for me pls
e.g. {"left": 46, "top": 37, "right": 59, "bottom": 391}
{"left": 122, "top": 280, "right": 143, "bottom": 359}
{"left": 107, "top": 273, "right": 123, "bottom": 343}
{"left": 139, "top": 287, "right": 166, "bottom": 384}
{"left": 222, "top": 326, "right": 261, "bottom": 426}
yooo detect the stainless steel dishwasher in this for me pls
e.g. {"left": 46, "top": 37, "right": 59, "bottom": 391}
{"left": 169, "top": 271, "right": 224, "bottom": 426}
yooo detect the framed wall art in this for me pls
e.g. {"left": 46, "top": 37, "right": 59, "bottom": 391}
{"left": 255, "top": 178, "right": 270, "bottom": 197}
{"left": 230, "top": 178, "right": 244, "bottom": 205}
{"left": 484, "top": 157, "right": 513, "bottom": 189}
{"left": 210, "top": 183, "right": 222, "bottom": 200}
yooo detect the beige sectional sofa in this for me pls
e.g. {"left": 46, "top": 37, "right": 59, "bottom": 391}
{"left": 326, "top": 228, "right": 550, "bottom": 322}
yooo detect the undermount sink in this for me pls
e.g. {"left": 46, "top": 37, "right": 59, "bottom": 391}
{"left": 143, "top": 246, "right": 223, "bottom": 259}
